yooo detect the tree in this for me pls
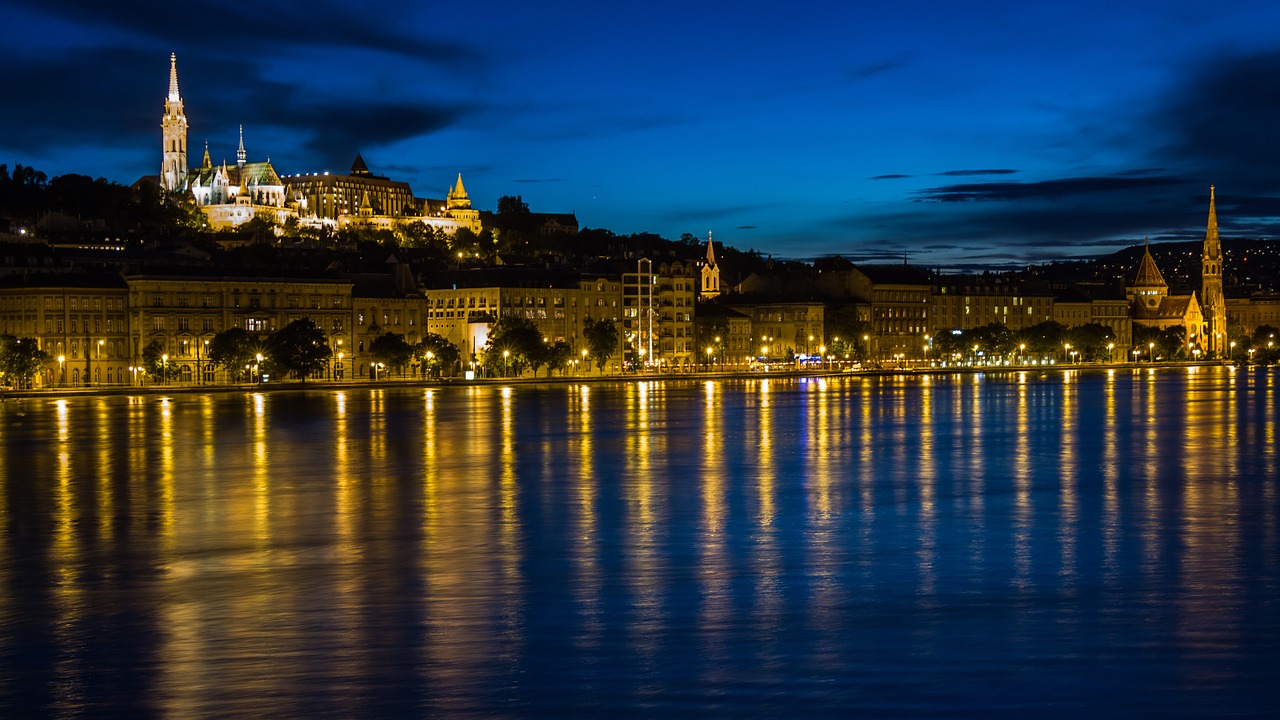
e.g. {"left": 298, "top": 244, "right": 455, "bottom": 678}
{"left": 207, "top": 327, "right": 260, "bottom": 381}
{"left": 417, "top": 333, "right": 460, "bottom": 378}
{"left": 368, "top": 332, "right": 415, "bottom": 377}
{"left": 482, "top": 316, "right": 544, "bottom": 377}
{"left": 1066, "top": 323, "right": 1116, "bottom": 362}
{"left": 545, "top": 339, "right": 574, "bottom": 376}
{"left": 696, "top": 315, "right": 729, "bottom": 367}
{"left": 583, "top": 316, "right": 619, "bottom": 374}
{"left": 142, "top": 340, "right": 179, "bottom": 384}
{"left": 0, "top": 335, "right": 47, "bottom": 389}
{"left": 266, "top": 318, "right": 332, "bottom": 382}
{"left": 824, "top": 304, "right": 871, "bottom": 360}
{"left": 1017, "top": 321, "right": 1068, "bottom": 359}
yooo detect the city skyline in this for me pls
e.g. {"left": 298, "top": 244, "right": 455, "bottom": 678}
{"left": 5, "top": 1, "right": 1280, "bottom": 265}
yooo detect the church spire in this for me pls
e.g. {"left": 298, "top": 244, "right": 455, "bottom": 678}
{"left": 202, "top": 140, "right": 211, "bottom": 169}
{"left": 236, "top": 125, "right": 246, "bottom": 167}
{"left": 706, "top": 230, "right": 717, "bottom": 265}
{"left": 160, "top": 53, "right": 189, "bottom": 192}
{"left": 1201, "top": 185, "right": 1227, "bottom": 356}
{"left": 447, "top": 173, "right": 471, "bottom": 210}
{"left": 168, "top": 53, "right": 181, "bottom": 102}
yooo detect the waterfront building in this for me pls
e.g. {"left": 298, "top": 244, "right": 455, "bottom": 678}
{"left": 124, "top": 271, "right": 352, "bottom": 383}
{"left": 1126, "top": 240, "right": 1206, "bottom": 347}
{"left": 692, "top": 302, "right": 752, "bottom": 368}
{"left": 932, "top": 276, "right": 1055, "bottom": 333}
{"left": 350, "top": 265, "right": 425, "bottom": 379}
{"left": 620, "top": 259, "right": 696, "bottom": 371}
{"left": 716, "top": 296, "right": 826, "bottom": 363}
{"left": 0, "top": 275, "right": 129, "bottom": 387}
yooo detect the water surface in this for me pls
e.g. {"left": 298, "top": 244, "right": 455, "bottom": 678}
{"left": 1, "top": 367, "right": 1277, "bottom": 717}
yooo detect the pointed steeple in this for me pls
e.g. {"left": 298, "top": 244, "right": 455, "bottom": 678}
{"left": 705, "top": 230, "right": 717, "bottom": 265}
{"left": 237, "top": 125, "right": 246, "bottom": 167}
{"left": 1132, "top": 238, "right": 1167, "bottom": 289}
{"left": 160, "top": 53, "right": 189, "bottom": 192}
{"left": 1205, "top": 185, "right": 1221, "bottom": 257}
{"left": 447, "top": 173, "right": 471, "bottom": 210}
{"left": 168, "top": 53, "right": 181, "bottom": 102}
{"left": 351, "top": 152, "right": 371, "bottom": 176}
{"left": 700, "top": 230, "right": 722, "bottom": 299}
{"left": 1201, "top": 185, "right": 1227, "bottom": 356}
{"left": 202, "top": 140, "right": 211, "bottom": 169}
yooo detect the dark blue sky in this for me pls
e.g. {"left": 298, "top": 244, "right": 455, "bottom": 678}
{"left": 5, "top": 0, "right": 1280, "bottom": 265}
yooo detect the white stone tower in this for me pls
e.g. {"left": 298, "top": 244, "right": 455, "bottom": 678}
{"left": 160, "top": 53, "right": 188, "bottom": 192}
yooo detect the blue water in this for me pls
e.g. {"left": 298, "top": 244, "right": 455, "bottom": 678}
{"left": 1, "top": 367, "right": 1278, "bottom": 718}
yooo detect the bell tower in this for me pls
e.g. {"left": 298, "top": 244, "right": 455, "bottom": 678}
{"left": 1201, "top": 186, "right": 1227, "bottom": 356}
{"left": 160, "top": 53, "right": 188, "bottom": 192}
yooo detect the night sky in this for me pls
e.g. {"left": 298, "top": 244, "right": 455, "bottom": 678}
{"left": 5, "top": 0, "right": 1280, "bottom": 266}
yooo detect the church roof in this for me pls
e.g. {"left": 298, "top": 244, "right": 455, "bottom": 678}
{"left": 351, "top": 153, "right": 371, "bottom": 176}
{"left": 1130, "top": 243, "right": 1167, "bottom": 288}
{"left": 1133, "top": 294, "right": 1194, "bottom": 321}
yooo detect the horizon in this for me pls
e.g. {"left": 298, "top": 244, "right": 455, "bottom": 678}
{"left": 5, "top": 1, "right": 1280, "bottom": 266}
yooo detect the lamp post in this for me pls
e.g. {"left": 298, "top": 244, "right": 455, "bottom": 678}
{"left": 705, "top": 346, "right": 714, "bottom": 372}
{"left": 57, "top": 355, "right": 65, "bottom": 387}
{"left": 1132, "top": 348, "right": 1141, "bottom": 363}
{"left": 1149, "top": 342, "right": 1155, "bottom": 363}
{"left": 161, "top": 354, "right": 168, "bottom": 385}
{"left": 1107, "top": 342, "right": 1115, "bottom": 364}
{"left": 581, "top": 348, "right": 588, "bottom": 376}
{"left": 95, "top": 339, "right": 104, "bottom": 386}
{"left": 1018, "top": 343, "right": 1026, "bottom": 365}
{"left": 503, "top": 349, "right": 510, "bottom": 377}
{"left": 425, "top": 350, "right": 434, "bottom": 379}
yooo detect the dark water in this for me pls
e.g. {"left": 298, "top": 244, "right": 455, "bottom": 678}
{"left": 1, "top": 367, "right": 1278, "bottom": 718}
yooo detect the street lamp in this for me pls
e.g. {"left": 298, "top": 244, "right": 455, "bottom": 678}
{"left": 503, "top": 349, "right": 510, "bottom": 377}
{"left": 57, "top": 355, "right": 65, "bottom": 387}
{"left": 1149, "top": 342, "right": 1155, "bottom": 363}
{"left": 1107, "top": 342, "right": 1115, "bottom": 364}
{"left": 162, "top": 354, "right": 168, "bottom": 385}
{"left": 1019, "top": 343, "right": 1026, "bottom": 365}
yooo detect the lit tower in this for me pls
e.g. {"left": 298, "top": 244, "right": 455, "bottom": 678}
{"left": 237, "top": 125, "right": 246, "bottom": 168}
{"left": 1201, "top": 186, "right": 1227, "bottom": 356}
{"left": 700, "top": 231, "right": 721, "bottom": 299}
{"left": 160, "top": 53, "right": 188, "bottom": 192}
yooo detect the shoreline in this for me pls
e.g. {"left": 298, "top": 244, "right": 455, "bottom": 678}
{"left": 0, "top": 360, "right": 1258, "bottom": 401}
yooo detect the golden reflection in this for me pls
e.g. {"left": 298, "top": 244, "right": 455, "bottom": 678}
{"left": 1058, "top": 373, "right": 1078, "bottom": 587}
{"left": 625, "top": 381, "right": 660, "bottom": 659}
{"left": 1102, "top": 372, "right": 1120, "bottom": 579}
{"left": 1012, "top": 381, "right": 1031, "bottom": 591}
{"left": 334, "top": 392, "right": 353, "bottom": 543}
{"left": 249, "top": 393, "right": 269, "bottom": 548}
{"left": 699, "top": 375, "right": 730, "bottom": 666}
{"left": 916, "top": 378, "right": 936, "bottom": 599}
{"left": 573, "top": 381, "right": 601, "bottom": 646}
{"left": 95, "top": 399, "right": 115, "bottom": 539}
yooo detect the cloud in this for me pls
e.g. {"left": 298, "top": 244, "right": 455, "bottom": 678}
{"left": 1153, "top": 50, "right": 1280, "bottom": 192}
{"left": 871, "top": 174, "right": 912, "bottom": 180}
{"left": 935, "top": 169, "right": 1018, "bottom": 177}
{"left": 736, "top": 225, "right": 758, "bottom": 230}
{"left": 913, "top": 174, "right": 1191, "bottom": 203}
{"left": 16, "top": 0, "right": 481, "bottom": 70}
{"left": 848, "top": 51, "right": 917, "bottom": 81}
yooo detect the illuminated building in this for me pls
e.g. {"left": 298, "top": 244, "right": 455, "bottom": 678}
{"left": 0, "top": 276, "right": 129, "bottom": 387}
{"left": 158, "top": 55, "right": 297, "bottom": 229}
{"left": 1126, "top": 239, "right": 1205, "bottom": 344}
{"left": 1201, "top": 186, "right": 1228, "bottom": 356}
{"left": 699, "top": 231, "right": 721, "bottom": 300}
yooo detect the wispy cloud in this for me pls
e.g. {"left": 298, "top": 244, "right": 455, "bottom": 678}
{"left": 848, "top": 51, "right": 917, "bottom": 81}
{"left": 935, "top": 169, "right": 1018, "bottom": 177}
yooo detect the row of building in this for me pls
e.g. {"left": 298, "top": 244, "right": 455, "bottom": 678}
{"left": 3, "top": 198, "right": 1274, "bottom": 388}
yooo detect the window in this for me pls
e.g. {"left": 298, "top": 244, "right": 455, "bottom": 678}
{"left": 152, "top": 317, "right": 165, "bottom": 331}
{"left": 177, "top": 318, "right": 190, "bottom": 331}
{"left": 202, "top": 317, "right": 214, "bottom": 332}
{"left": 247, "top": 318, "right": 268, "bottom": 332}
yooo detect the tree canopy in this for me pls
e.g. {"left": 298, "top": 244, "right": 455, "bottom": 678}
{"left": 583, "top": 316, "right": 619, "bottom": 374}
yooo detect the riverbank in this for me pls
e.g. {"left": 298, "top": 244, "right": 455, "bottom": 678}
{"left": 1, "top": 359, "right": 1258, "bottom": 401}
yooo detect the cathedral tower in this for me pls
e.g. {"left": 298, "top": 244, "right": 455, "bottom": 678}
{"left": 1201, "top": 186, "right": 1227, "bottom": 356}
{"left": 700, "top": 231, "right": 721, "bottom": 299}
{"left": 160, "top": 53, "right": 188, "bottom": 192}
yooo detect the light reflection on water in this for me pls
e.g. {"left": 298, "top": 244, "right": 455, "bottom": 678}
{"left": 1, "top": 367, "right": 1279, "bottom": 718}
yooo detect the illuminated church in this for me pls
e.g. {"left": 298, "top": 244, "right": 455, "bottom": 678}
{"left": 161, "top": 54, "right": 481, "bottom": 234}
{"left": 1127, "top": 187, "right": 1229, "bottom": 356}
{"left": 160, "top": 54, "right": 297, "bottom": 229}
